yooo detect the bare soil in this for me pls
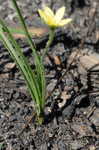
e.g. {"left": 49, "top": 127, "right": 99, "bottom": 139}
{"left": 0, "top": 0, "right": 99, "bottom": 149}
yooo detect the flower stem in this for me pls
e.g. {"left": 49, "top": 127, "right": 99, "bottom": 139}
{"left": 42, "top": 28, "right": 55, "bottom": 59}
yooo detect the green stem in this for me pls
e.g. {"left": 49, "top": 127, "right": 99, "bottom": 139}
{"left": 42, "top": 28, "right": 55, "bottom": 59}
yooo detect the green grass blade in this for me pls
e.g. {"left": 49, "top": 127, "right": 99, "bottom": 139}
{"left": 35, "top": 57, "right": 46, "bottom": 109}
{"left": 0, "top": 19, "right": 42, "bottom": 115}
{"left": 11, "top": 0, "right": 36, "bottom": 53}
{"left": 0, "top": 0, "right": 46, "bottom": 119}
{"left": 11, "top": 0, "right": 45, "bottom": 105}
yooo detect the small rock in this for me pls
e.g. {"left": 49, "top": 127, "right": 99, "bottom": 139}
{"left": 71, "top": 122, "right": 93, "bottom": 137}
{"left": 89, "top": 145, "right": 96, "bottom": 150}
{"left": 70, "top": 140, "right": 84, "bottom": 150}
{"left": 58, "top": 91, "right": 71, "bottom": 108}
{"left": 0, "top": 73, "right": 9, "bottom": 79}
{"left": 40, "top": 143, "right": 47, "bottom": 150}
{"left": 90, "top": 109, "right": 99, "bottom": 133}
{"left": 52, "top": 143, "right": 58, "bottom": 150}
{"left": 0, "top": 98, "right": 4, "bottom": 101}
{"left": 95, "top": 98, "right": 99, "bottom": 107}
{"left": 62, "top": 105, "right": 75, "bottom": 119}
{"left": 44, "top": 107, "right": 51, "bottom": 116}
{"left": 49, "top": 133, "right": 53, "bottom": 138}
{"left": 58, "top": 141, "right": 66, "bottom": 150}
{"left": 47, "top": 79, "right": 57, "bottom": 94}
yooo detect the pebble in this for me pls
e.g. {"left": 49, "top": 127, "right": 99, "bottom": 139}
{"left": 58, "top": 141, "right": 66, "bottom": 150}
{"left": 71, "top": 122, "right": 93, "bottom": 137}
{"left": 46, "top": 79, "right": 57, "bottom": 94}
{"left": 62, "top": 105, "right": 75, "bottom": 119}
{"left": 70, "top": 140, "right": 84, "bottom": 150}
{"left": 95, "top": 98, "right": 99, "bottom": 107}
{"left": 40, "top": 143, "right": 47, "bottom": 150}
{"left": 89, "top": 145, "right": 96, "bottom": 150}
{"left": 0, "top": 98, "right": 4, "bottom": 101}
{"left": 59, "top": 91, "right": 71, "bottom": 108}
{"left": 90, "top": 109, "right": 99, "bottom": 133}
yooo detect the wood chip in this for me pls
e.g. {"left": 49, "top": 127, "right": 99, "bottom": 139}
{"left": 5, "top": 62, "right": 16, "bottom": 69}
{"left": 54, "top": 55, "right": 61, "bottom": 65}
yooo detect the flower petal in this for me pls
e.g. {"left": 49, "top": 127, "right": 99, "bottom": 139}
{"left": 58, "top": 18, "right": 72, "bottom": 26}
{"left": 38, "top": 9, "right": 56, "bottom": 26}
{"left": 43, "top": 6, "right": 54, "bottom": 18}
{"left": 46, "top": 17, "right": 56, "bottom": 26}
{"left": 55, "top": 6, "right": 65, "bottom": 23}
{"left": 38, "top": 9, "right": 47, "bottom": 22}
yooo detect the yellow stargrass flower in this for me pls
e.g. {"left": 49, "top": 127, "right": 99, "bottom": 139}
{"left": 38, "top": 6, "right": 72, "bottom": 28}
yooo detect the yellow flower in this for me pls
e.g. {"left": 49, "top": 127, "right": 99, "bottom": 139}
{"left": 38, "top": 6, "right": 72, "bottom": 28}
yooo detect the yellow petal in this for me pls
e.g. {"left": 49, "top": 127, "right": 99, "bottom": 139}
{"left": 55, "top": 6, "right": 65, "bottom": 23}
{"left": 38, "top": 9, "right": 47, "bottom": 22}
{"left": 58, "top": 18, "right": 72, "bottom": 26}
{"left": 38, "top": 9, "right": 56, "bottom": 26}
{"left": 46, "top": 18, "right": 56, "bottom": 26}
{"left": 43, "top": 6, "right": 54, "bottom": 18}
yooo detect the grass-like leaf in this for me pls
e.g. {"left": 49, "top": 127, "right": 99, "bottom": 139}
{"left": 11, "top": 0, "right": 46, "bottom": 108}
{"left": 0, "top": 0, "right": 46, "bottom": 122}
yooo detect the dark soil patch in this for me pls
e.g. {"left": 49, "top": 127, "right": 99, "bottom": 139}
{"left": 0, "top": 0, "right": 99, "bottom": 149}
